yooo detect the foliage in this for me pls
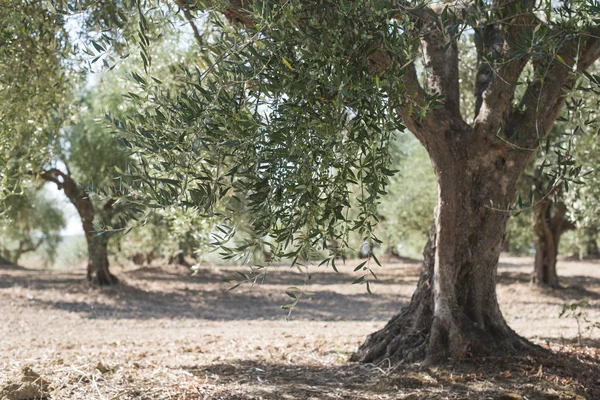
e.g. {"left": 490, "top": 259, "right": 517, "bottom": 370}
{"left": 376, "top": 132, "right": 436, "bottom": 259}
{"left": 94, "top": 0, "right": 600, "bottom": 294}
{"left": 109, "top": 1, "right": 420, "bottom": 296}
{"left": 0, "top": 189, "right": 66, "bottom": 265}
{"left": 0, "top": 2, "right": 73, "bottom": 196}
{"left": 560, "top": 300, "right": 600, "bottom": 346}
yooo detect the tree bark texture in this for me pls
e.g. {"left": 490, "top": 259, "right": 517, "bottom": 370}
{"left": 531, "top": 200, "right": 574, "bottom": 287}
{"left": 353, "top": 133, "right": 536, "bottom": 364}
{"left": 37, "top": 169, "right": 117, "bottom": 285}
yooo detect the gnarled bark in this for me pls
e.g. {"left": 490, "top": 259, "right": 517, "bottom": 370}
{"left": 531, "top": 200, "right": 574, "bottom": 288}
{"left": 353, "top": 137, "right": 537, "bottom": 364}
{"left": 350, "top": 0, "right": 600, "bottom": 365}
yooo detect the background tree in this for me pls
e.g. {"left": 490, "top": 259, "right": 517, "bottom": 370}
{"left": 1, "top": 2, "right": 202, "bottom": 283}
{"left": 33, "top": 75, "right": 133, "bottom": 285}
{"left": 0, "top": 189, "right": 66, "bottom": 265}
{"left": 522, "top": 65, "right": 600, "bottom": 285}
{"left": 562, "top": 89, "right": 600, "bottom": 260}
{"left": 514, "top": 129, "right": 579, "bottom": 288}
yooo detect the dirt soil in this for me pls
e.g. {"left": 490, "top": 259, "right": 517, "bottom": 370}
{"left": 1, "top": 256, "right": 599, "bottom": 399}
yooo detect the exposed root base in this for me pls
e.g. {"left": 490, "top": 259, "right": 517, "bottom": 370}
{"left": 89, "top": 272, "right": 119, "bottom": 286}
{"left": 352, "top": 307, "right": 546, "bottom": 366}
{"left": 350, "top": 307, "right": 428, "bottom": 365}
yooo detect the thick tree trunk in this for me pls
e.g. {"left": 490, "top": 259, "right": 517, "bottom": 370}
{"left": 531, "top": 201, "right": 574, "bottom": 288}
{"left": 347, "top": 0, "right": 600, "bottom": 366}
{"left": 352, "top": 140, "right": 537, "bottom": 365}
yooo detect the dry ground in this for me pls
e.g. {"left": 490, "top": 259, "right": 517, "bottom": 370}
{"left": 1, "top": 256, "right": 599, "bottom": 399}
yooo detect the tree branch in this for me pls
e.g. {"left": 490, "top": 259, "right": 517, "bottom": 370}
{"left": 422, "top": 32, "right": 461, "bottom": 117}
{"left": 34, "top": 168, "right": 83, "bottom": 207}
{"left": 507, "top": 27, "right": 600, "bottom": 147}
{"left": 392, "top": 3, "right": 464, "bottom": 125}
{"left": 473, "top": 0, "right": 538, "bottom": 132}
{"left": 175, "top": 0, "right": 204, "bottom": 47}
{"left": 191, "top": 1, "right": 468, "bottom": 144}
{"left": 396, "top": 62, "right": 471, "bottom": 153}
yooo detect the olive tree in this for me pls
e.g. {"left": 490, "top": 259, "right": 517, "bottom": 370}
{"left": 1, "top": 1, "right": 197, "bottom": 284}
{"left": 0, "top": 189, "right": 66, "bottom": 266}
{"left": 17, "top": 0, "right": 600, "bottom": 364}
{"left": 525, "top": 68, "right": 600, "bottom": 286}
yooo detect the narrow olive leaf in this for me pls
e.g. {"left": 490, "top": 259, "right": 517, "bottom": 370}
{"left": 372, "top": 252, "right": 382, "bottom": 267}
{"left": 282, "top": 57, "right": 294, "bottom": 70}
{"left": 369, "top": 268, "right": 378, "bottom": 280}
{"left": 354, "top": 261, "right": 367, "bottom": 271}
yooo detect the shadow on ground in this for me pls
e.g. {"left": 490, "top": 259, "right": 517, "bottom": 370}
{"left": 182, "top": 350, "right": 600, "bottom": 400}
{"left": 0, "top": 265, "right": 407, "bottom": 322}
{"left": 498, "top": 271, "right": 600, "bottom": 301}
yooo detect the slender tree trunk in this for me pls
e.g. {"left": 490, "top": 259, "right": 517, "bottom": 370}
{"left": 86, "top": 233, "right": 116, "bottom": 285}
{"left": 531, "top": 200, "right": 574, "bottom": 288}
{"left": 352, "top": 139, "right": 537, "bottom": 365}
{"left": 38, "top": 169, "right": 117, "bottom": 285}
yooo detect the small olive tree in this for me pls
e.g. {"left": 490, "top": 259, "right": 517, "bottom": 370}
{"left": 0, "top": 189, "right": 66, "bottom": 266}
